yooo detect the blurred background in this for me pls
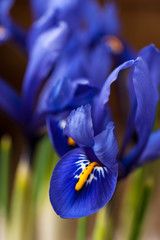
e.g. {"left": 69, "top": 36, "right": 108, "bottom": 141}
{"left": 1, "top": 0, "right": 160, "bottom": 239}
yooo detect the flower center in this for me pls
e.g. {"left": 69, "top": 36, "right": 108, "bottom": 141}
{"left": 75, "top": 162, "right": 100, "bottom": 191}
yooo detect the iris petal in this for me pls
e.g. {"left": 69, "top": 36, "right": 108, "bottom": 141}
{"left": 46, "top": 115, "right": 77, "bottom": 156}
{"left": 103, "top": 2, "right": 120, "bottom": 35}
{"left": 139, "top": 44, "right": 160, "bottom": 89}
{"left": 36, "top": 47, "right": 87, "bottom": 111}
{"left": 123, "top": 57, "right": 159, "bottom": 167}
{"left": 0, "top": 78, "right": 22, "bottom": 124}
{"left": 27, "top": 8, "right": 58, "bottom": 52}
{"left": 22, "top": 21, "right": 68, "bottom": 118}
{"left": 30, "top": 0, "right": 49, "bottom": 19}
{"left": 0, "top": 0, "right": 14, "bottom": 17}
{"left": 138, "top": 130, "right": 160, "bottom": 165}
{"left": 49, "top": 148, "right": 118, "bottom": 218}
{"left": 93, "top": 122, "right": 118, "bottom": 170}
{"left": 31, "top": 0, "right": 80, "bottom": 20}
{"left": 93, "top": 60, "right": 135, "bottom": 133}
{"left": 64, "top": 104, "right": 94, "bottom": 147}
{"left": 42, "top": 77, "right": 78, "bottom": 113}
{"left": 86, "top": 43, "right": 112, "bottom": 88}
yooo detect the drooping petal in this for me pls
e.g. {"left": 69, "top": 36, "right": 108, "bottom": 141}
{"left": 46, "top": 115, "right": 77, "bottom": 157}
{"left": 93, "top": 122, "right": 118, "bottom": 171}
{"left": 64, "top": 105, "right": 94, "bottom": 147}
{"left": 138, "top": 130, "right": 160, "bottom": 165}
{"left": 123, "top": 57, "right": 159, "bottom": 167}
{"left": 49, "top": 148, "right": 118, "bottom": 218}
{"left": 0, "top": 78, "right": 22, "bottom": 124}
{"left": 22, "top": 21, "right": 68, "bottom": 119}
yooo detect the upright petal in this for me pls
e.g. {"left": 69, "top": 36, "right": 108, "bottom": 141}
{"left": 93, "top": 122, "right": 118, "bottom": 170}
{"left": 22, "top": 21, "right": 68, "bottom": 119}
{"left": 49, "top": 148, "right": 118, "bottom": 218}
{"left": 64, "top": 105, "right": 94, "bottom": 147}
{"left": 98, "top": 60, "right": 135, "bottom": 107}
{"left": 93, "top": 60, "right": 135, "bottom": 133}
{"left": 139, "top": 44, "right": 160, "bottom": 89}
{"left": 123, "top": 57, "right": 159, "bottom": 167}
{"left": 27, "top": 8, "right": 58, "bottom": 52}
{"left": 102, "top": 2, "right": 121, "bottom": 35}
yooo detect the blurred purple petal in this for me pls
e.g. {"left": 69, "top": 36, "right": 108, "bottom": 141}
{"left": 22, "top": 21, "right": 68, "bottom": 119}
{"left": 0, "top": 78, "right": 22, "bottom": 124}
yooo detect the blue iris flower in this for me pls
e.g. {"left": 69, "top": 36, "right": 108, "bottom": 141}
{"left": 94, "top": 44, "right": 160, "bottom": 177}
{"left": 45, "top": 77, "right": 98, "bottom": 156}
{"left": 28, "top": 0, "right": 135, "bottom": 84}
{"left": 34, "top": 0, "right": 134, "bottom": 157}
{"left": 0, "top": 21, "right": 69, "bottom": 139}
{"left": 30, "top": 0, "right": 120, "bottom": 38}
{"left": 49, "top": 104, "right": 118, "bottom": 218}
{"left": 49, "top": 44, "right": 160, "bottom": 218}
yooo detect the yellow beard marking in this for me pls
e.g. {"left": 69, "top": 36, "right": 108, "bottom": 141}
{"left": 75, "top": 162, "right": 100, "bottom": 191}
{"left": 68, "top": 137, "right": 76, "bottom": 146}
{"left": 105, "top": 35, "right": 124, "bottom": 54}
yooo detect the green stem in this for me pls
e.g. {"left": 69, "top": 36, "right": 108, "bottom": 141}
{"left": 76, "top": 217, "right": 87, "bottom": 240}
{"left": 129, "top": 179, "right": 153, "bottom": 240}
{"left": 93, "top": 207, "right": 112, "bottom": 240}
{"left": 0, "top": 135, "right": 11, "bottom": 214}
{"left": 8, "top": 159, "right": 30, "bottom": 240}
{"left": 31, "top": 135, "right": 54, "bottom": 205}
